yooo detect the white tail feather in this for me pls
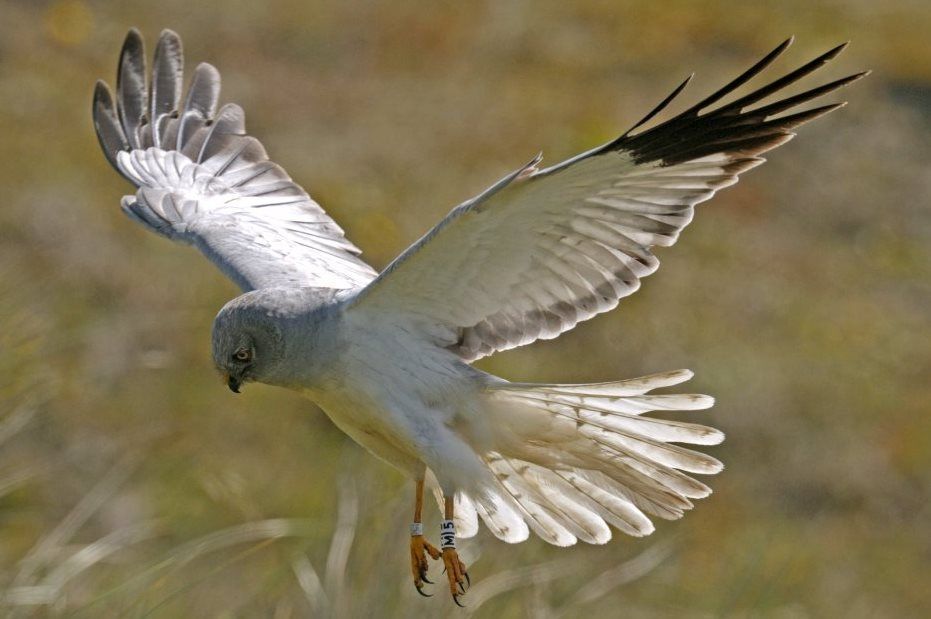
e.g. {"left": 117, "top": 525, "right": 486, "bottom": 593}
{"left": 522, "top": 463, "right": 611, "bottom": 544}
{"left": 426, "top": 471, "right": 479, "bottom": 538}
{"left": 471, "top": 490, "right": 529, "bottom": 544}
{"left": 475, "top": 369, "right": 723, "bottom": 545}
{"left": 486, "top": 454, "right": 577, "bottom": 546}
{"left": 555, "top": 470, "right": 654, "bottom": 536}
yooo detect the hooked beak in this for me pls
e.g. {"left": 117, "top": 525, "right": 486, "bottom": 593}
{"left": 227, "top": 374, "right": 242, "bottom": 394}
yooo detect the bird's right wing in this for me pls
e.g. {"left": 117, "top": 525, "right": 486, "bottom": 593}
{"left": 93, "top": 29, "right": 377, "bottom": 291}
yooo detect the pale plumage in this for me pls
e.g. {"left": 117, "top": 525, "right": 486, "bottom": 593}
{"left": 93, "top": 28, "right": 865, "bottom": 597}
{"left": 352, "top": 39, "right": 866, "bottom": 361}
{"left": 93, "top": 29, "right": 376, "bottom": 291}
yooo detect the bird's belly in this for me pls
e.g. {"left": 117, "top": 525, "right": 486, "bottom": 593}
{"left": 299, "top": 333, "right": 489, "bottom": 477}
{"left": 302, "top": 386, "right": 425, "bottom": 477}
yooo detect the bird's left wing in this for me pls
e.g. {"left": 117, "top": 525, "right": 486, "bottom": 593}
{"left": 94, "top": 29, "right": 377, "bottom": 291}
{"left": 350, "top": 39, "right": 866, "bottom": 360}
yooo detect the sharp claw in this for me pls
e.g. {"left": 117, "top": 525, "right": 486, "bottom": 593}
{"left": 457, "top": 581, "right": 466, "bottom": 595}
{"left": 453, "top": 594, "right": 465, "bottom": 608}
{"left": 421, "top": 573, "right": 433, "bottom": 585}
{"left": 415, "top": 585, "right": 432, "bottom": 598}
{"left": 464, "top": 571, "right": 471, "bottom": 589}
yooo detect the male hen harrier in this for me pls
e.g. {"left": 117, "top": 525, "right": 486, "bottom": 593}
{"left": 93, "top": 29, "right": 864, "bottom": 604}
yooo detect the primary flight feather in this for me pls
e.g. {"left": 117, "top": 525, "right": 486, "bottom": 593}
{"left": 93, "top": 29, "right": 865, "bottom": 603}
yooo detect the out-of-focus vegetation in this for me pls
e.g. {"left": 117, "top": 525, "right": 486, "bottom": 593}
{"left": 1, "top": 0, "right": 929, "bottom": 616}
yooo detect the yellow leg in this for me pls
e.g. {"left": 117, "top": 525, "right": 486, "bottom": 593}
{"left": 441, "top": 495, "right": 470, "bottom": 606}
{"left": 410, "top": 479, "right": 441, "bottom": 596}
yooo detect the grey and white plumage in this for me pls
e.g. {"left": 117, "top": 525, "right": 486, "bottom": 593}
{"left": 94, "top": 30, "right": 865, "bottom": 546}
{"left": 93, "top": 29, "right": 376, "bottom": 291}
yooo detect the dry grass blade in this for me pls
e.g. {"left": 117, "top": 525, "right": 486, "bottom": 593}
{"left": 551, "top": 542, "right": 674, "bottom": 617}
{"left": 462, "top": 558, "right": 579, "bottom": 615}
{"left": 154, "top": 518, "right": 319, "bottom": 572}
{"left": 8, "top": 455, "right": 138, "bottom": 591}
{"left": 2, "top": 522, "right": 156, "bottom": 607}
{"left": 324, "top": 478, "right": 358, "bottom": 617}
{"left": 0, "top": 467, "right": 39, "bottom": 500}
{"left": 290, "top": 551, "right": 328, "bottom": 617}
{"left": 76, "top": 518, "right": 319, "bottom": 615}
{"left": 0, "top": 404, "right": 36, "bottom": 446}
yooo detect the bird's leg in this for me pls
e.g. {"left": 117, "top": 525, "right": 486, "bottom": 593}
{"left": 410, "top": 478, "right": 441, "bottom": 596}
{"left": 441, "top": 495, "right": 470, "bottom": 606}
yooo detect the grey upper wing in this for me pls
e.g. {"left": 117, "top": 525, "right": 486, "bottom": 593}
{"left": 349, "top": 39, "right": 867, "bottom": 361}
{"left": 93, "top": 29, "right": 377, "bottom": 291}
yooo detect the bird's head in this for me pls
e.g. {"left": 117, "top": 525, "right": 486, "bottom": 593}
{"left": 211, "top": 292, "right": 286, "bottom": 394}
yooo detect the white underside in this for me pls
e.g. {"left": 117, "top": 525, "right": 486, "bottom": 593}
{"left": 300, "top": 313, "right": 723, "bottom": 546}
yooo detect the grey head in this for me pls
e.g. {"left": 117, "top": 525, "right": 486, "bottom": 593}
{"left": 212, "top": 287, "right": 340, "bottom": 393}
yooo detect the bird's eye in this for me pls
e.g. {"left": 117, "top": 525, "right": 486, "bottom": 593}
{"left": 233, "top": 348, "right": 252, "bottom": 362}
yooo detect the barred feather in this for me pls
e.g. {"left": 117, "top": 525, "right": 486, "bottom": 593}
{"left": 476, "top": 370, "right": 722, "bottom": 544}
{"left": 353, "top": 39, "right": 867, "bottom": 362}
{"left": 93, "top": 29, "right": 377, "bottom": 291}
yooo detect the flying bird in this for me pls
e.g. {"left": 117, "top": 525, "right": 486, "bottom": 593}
{"left": 93, "top": 29, "right": 865, "bottom": 605}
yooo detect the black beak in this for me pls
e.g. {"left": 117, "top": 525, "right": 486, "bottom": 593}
{"left": 227, "top": 375, "right": 241, "bottom": 394}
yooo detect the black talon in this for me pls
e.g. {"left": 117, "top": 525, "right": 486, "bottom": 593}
{"left": 463, "top": 572, "right": 471, "bottom": 589}
{"left": 415, "top": 585, "right": 432, "bottom": 598}
{"left": 453, "top": 594, "right": 465, "bottom": 608}
{"left": 457, "top": 581, "right": 466, "bottom": 595}
{"left": 421, "top": 573, "right": 433, "bottom": 584}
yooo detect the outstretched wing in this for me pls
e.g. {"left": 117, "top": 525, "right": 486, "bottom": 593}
{"left": 93, "top": 29, "right": 377, "bottom": 291}
{"left": 350, "top": 39, "right": 866, "bottom": 361}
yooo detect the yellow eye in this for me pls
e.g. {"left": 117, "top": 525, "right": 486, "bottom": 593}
{"left": 233, "top": 348, "right": 252, "bottom": 362}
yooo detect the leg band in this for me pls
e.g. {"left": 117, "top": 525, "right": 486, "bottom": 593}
{"left": 440, "top": 519, "right": 456, "bottom": 549}
{"left": 409, "top": 522, "right": 423, "bottom": 537}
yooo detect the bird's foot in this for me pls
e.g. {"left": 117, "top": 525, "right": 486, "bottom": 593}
{"left": 442, "top": 547, "right": 470, "bottom": 606}
{"left": 410, "top": 532, "right": 441, "bottom": 596}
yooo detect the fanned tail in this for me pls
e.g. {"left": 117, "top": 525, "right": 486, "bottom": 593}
{"left": 470, "top": 370, "right": 722, "bottom": 545}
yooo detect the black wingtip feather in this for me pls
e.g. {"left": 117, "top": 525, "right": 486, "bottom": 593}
{"left": 680, "top": 37, "right": 794, "bottom": 118}
{"left": 623, "top": 73, "right": 694, "bottom": 138}
{"left": 718, "top": 41, "right": 852, "bottom": 115}
{"left": 769, "top": 102, "right": 847, "bottom": 130}
{"left": 741, "top": 71, "right": 867, "bottom": 122}
{"left": 615, "top": 40, "right": 866, "bottom": 166}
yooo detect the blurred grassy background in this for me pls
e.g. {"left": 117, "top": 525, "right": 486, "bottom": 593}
{"left": 1, "top": 0, "right": 929, "bottom": 616}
